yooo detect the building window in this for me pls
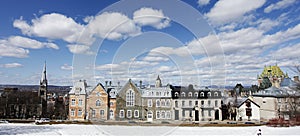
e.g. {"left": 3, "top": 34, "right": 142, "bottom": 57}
{"left": 208, "top": 110, "right": 212, "bottom": 117}
{"left": 166, "top": 111, "right": 171, "bottom": 119}
{"left": 166, "top": 100, "right": 171, "bottom": 107}
{"left": 148, "top": 99, "right": 152, "bottom": 107}
{"left": 161, "top": 99, "right": 166, "bottom": 107}
{"left": 100, "top": 110, "right": 105, "bottom": 116}
{"left": 175, "top": 101, "right": 178, "bottom": 108}
{"left": 207, "top": 92, "right": 211, "bottom": 97}
{"left": 201, "top": 100, "right": 204, "bottom": 106}
{"left": 215, "top": 100, "right": 218, "bottom": 107}
{"left": 110, "top": 102, "right": 113, "bottom": 106}
{"left": 189, "top": 101, "right": 192, "bottom": 107}
{"left": 71, "top": 109, "right": 75, "bottom": 116}
{"left": 126, "top": 89, "right": 135, "bottom": 106}
{"left": 134, "top": 110, "right": 139, "bottom": 118}
{"left": 78, "top": 99, "right": 83, "bottom": 106}
{"left": 161, "top": 111, "right": 166, "bottom": 119}
{"left": 181, "top": 92, "right": 185, "bottom": 97}
{"left": 156, "top": 111, "right": 160, "bottom": 119}
{"left": 195, "top": 101, "right": 198, "bottom": 106}
{"left": 92, "top": 109, "right": 96, "bottom": 117}
{"left": 127, "top": 110, "right": 132, "bottom": 118}
{"left": 96, "top": 100, "right": 101, "bottom": 106}
{"left": 182, "top": 110, "right": 185, "bottom": 117}
{"left": 120, "top": 110, "right": 124, "bottom": 118}
{"left": 200, "top": 92, "right": 204, "bottom": 97}
{"left": 175, "top": 92, "right": 179, "bottom": 97}
{"left": 188, "top": 92, "right": 192, "bottom": 97}
{"left": 194, "top": 92, "right": 198, "bottom": 97}
{"left": 214, "top": 92, "right": 218, "bottom": 97}
{"left": 208, "top": 100, "right": 211, "bottom": 106}
{"left": 96, "top": 92, "right": 101, "bottom": 96}
{"left": 71, "top": 99, "right": 75, "bottom": 106}
{"left": 78, "top": 109, "right": 82, "bottom": 117}
{"left": 278, "top": 98, "right": 282, "bottom": 103}
{"left": 201, "top": 110, "right": 204, "bottom": 117}
{"left": 156, "top": 99, "right": 161, "bottom": 107}
{"left": 182, "top": 101, "right": 185, "bottom": 107}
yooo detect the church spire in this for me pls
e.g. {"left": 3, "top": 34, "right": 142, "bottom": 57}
{"left": 41, "top": 61, "right": 47, "bottom": 82}
{"left": 155, "top": 75, "right": 162, "bottom": 88}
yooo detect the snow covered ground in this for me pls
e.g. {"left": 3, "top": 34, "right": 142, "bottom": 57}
{"left": 0, "top": 123, "right": 299, "bottom": 135}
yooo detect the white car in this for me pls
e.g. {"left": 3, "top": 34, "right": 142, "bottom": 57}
{"left": 35, "top": 118, "right": 51, "bottom": 124}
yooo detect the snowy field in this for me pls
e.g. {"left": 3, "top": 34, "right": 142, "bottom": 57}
{"left": 0, "top": 123, "right": 299, "bottom": 135}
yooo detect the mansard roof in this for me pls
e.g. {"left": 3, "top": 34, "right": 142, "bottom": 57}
{"left": 259, "top": 65, "right": 288, "bottom": 78}
{"left": 69, "top": 80, "right": 89, "bottom": 95}
{"left": 253, "top": 86, "right": 289, "bottom": 97}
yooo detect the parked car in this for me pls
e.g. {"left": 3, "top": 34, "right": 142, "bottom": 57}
{"left": 35, "top": 118, "right": 51, "bottom": 124}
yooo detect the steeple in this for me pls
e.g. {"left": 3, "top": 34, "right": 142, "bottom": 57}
{"left": 39, "top": 61, "right": 48, "bottom": 101}
{"left": 155, "top": 75, "right": 162, "bottom": 88}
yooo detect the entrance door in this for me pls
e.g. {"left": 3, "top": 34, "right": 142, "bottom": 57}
{"left": 175, "top": 110, "right": 179, "bottom": 120}
{"left": 195, "top": 110, "right": 199, "bottom": 121}
{"left": 147, "top": 111, "right": 153, "bottom": 122}
{"left": 215, "top": 110, "right": 219, "bottom": 120}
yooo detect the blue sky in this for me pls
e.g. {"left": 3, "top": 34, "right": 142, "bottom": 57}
{"left": 0, "top": 0, "right": 299, "bottom": 87}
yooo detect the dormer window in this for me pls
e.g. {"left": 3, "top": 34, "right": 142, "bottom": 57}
{"left": 175, "top": 92, "right": 179, "bottom": 97}
{"left": 181, "top": 92, "right": 185, "bottom": 97}
{"left": 194, "top": 92, "right": 198, "bottom": 97}
{"left": 214, "top": 92, "right": 218, "bottom": 97}
{"left": 200, "top": 92, "right": 204, "bottom": 97}
{"left": 188, "top": 92, "right": 192, "bottom": 97}
{"left": 207, "top": 92, "right": 211, "bottom": 97}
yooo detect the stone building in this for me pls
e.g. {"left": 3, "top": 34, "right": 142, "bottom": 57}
{"left": 141, "top": 76, "right": 173, "bottom": 122}
{"left": 115, "top": 79, "right": 143, "bottom": 121}
{"left": 86, "top": 83, "right": 108, "bottom": 121}
{"left": 171, "top": 85, "right": 222, "bottom": 122}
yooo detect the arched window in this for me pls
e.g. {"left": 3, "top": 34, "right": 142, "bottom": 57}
{"left": 188, "top": 92, "right": 192, "bottom": 97}
{"left": 175, "top": 92, "right": 179, "bottom": 97}
{"left": 214, "top": 92, "right": 218, "bottom": 97}
{"left": 166, "top": 111, "right": 171, "bottom": 119}
{"left": 126, "top": 89, "right": 135, "bottom": 106}
{"left": 156, "top": 111, "right": 160, "bottom": 119}
{"left": 207, "top": 92, "right": 211, "bottom": 97}
{"left": 166, "top": 99, "right": 171, "bottom": 107}
{"left": 96, "top": 100, "right": 101, "bottom": 106}
{"left": 194, "top": 92, "right": 198, "bottom": 97}
{"left": 161, "top": 99, "right": 166, "bottom": 107}
{"left": 181, "top": 92, "right": 185, "bottom": 97}
{"left": 156, "top": 99, "right": 161, "bottom": 107}
{"left": 161, "top": 111, "right": 166, "bottom": 119}
{"left": 200, "top": 92, "right": 204, "bottom": 97}
{"left": 175, "top": 100, "right": 178, "bottom": 107}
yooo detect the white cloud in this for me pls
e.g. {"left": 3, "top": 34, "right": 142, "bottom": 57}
{"left": 87, "top": 12, "right": 141, "bottom": 40}
{"left": 67, "top": 44, "right": 94, "bottom": 55}
{"left": 197, "top": 0, "right": 210, "bottom": 6}
{"left": 8, "top": 36, "right": 59, "bottom": 49}
{"left": 270, "top": 43, "right": 300, "bottom": 60}
{"left": 205, "top": 0, "right": 266, "bottom": 25}
{"left": 133, "top": 7, "right": 170, "bottom": 29}
{"left": 0, "top": 63, "right": 23, "bottom": 68}
{"left": 264, "top": 0, "right": 296, "bottom": 13}
{"left": 0, "top": 43, "right": 29, "bottom": 58}
{"left": 142, "top": 55, "right": 169, "bottom": 62}
{"left": 60, "top": 64, "right": 73, "bottom": 70}
{"left": 13, "top": 13, "right": 85, "bottom": 43}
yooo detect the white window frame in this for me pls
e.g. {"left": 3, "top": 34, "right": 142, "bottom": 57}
{"left": 161, "top": 99, "right": 166, "bottom": 107}
{"left": 207, "top": 92, "right": 211, "bottom": 97}
{"left": 181, "top": 92, "right": 185, "bottom": 97}
{"left": 134, "top": 110, "right": 139, "bottom": 118}
{"left": 166, "top": 99, "right": 171, "bottom": 107}
{"left": 215, "top": 100, "right": 218, "bottom": 107}
{"left": 71, "top": 99, "right": 75, "bottom": 106}
{"left": 214, "top": 92, "right": 218, "bottom": 97}
{"left": 195, "top": 92, "right": 198, "bottom": 97}
{"left": 156, "top": 99, "right": 161, "bottom": 107}
{"left": 161, "top": 111, "right": 165, "bottom": 119}
{"left": 71, "top": 109, "right": 75, "bottom": 116}
{"left": 200, "top": 92, "right": 204, "bottom": 97}
{"left": 119, "top": 110, "right": 124, "bottom": 118}
{"left": 127, "top": 110, "right": 132, "bottom": 118}
{"left": 156, "top": 111, "right": 160, "bottom": 119}
{"left": 100, "top": 110, "right": 105, "bottom": 116}
{"left": 148, "top": 99, "right": 152, "bottom": 107}
{"left": 92, "top": 109, "right": 96, "bottom": 117}
{"left": 188, "top": 92, "right": 192, "bottom": 97}
{"left": 166, "top": 111, "right": 171, "bottom": 119}
{"left": 96, "top": 100, "right": 101, "bottom": 106}
{"left": 78, "top": 109, "right": 82, "bottom": 117}
{"left": 126, "top": 89, "right": 135, "bottom": 107}
{"left": 78, "top": 99, "right": 83, "bottom": 106}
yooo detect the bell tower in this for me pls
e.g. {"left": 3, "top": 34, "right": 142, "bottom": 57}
{"left": 155, "top": 75, "right": 162, "bottom": 88}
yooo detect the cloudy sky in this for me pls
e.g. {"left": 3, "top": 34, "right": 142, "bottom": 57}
{"left": 0, "top": 0, "right": 299, "bottom": 87}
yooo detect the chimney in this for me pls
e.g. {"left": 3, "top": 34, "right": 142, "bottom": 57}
{"left": 294, "top": 76, "right": 299, "bottom": 82}
{"left": 109, "top": 81, "right": 112, "bottom": 86}
{"left": 118, "top": 81, "right": 120, "bottom": 87}
{"left": 139, "top": 80, "right": 142, "bottom": 88}
{"left": 105, "top": 81, "right": 108, "bottom": 87}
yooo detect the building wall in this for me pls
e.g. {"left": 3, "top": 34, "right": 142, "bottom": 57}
{"left": 238, "top": 102, "right": 260, "bottom": 121}
{"left": 109, "top": 98, "right": 116, "bottom": 120}
{"left": 253, "top": 97, "right": 277, "bottom": 120}
{"left": 69, "top": 94, "right": 86, "bottom": 121}
{"left": 87, "top": 84, "right": 108, "bottom": 121}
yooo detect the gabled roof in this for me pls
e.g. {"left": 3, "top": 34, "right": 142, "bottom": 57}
{"left": 237, "top": 98, "right": 260, "bottom": 108}
{"left": 69, "top": 80, "right": 88, "bottom": 95}
{"left": 119, "top": 79, "right": 142, "bottom": 94}
{"left": 87, "top": 83, "right": 107, "bottom": 96}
